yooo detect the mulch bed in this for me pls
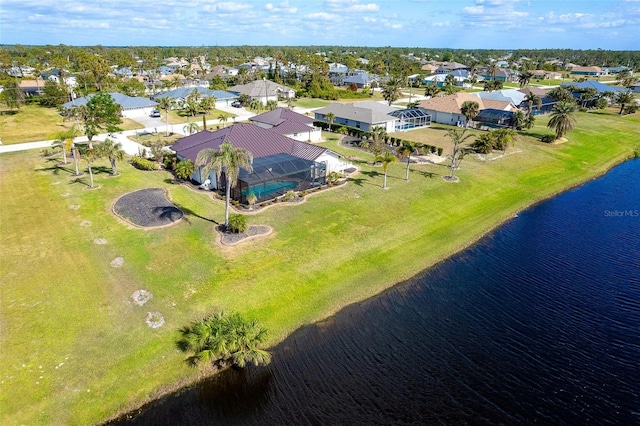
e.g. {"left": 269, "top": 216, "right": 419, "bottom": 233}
{"left": 219, "top": 225, "right": 272, "bottom": 245}
{"left": 113, "top": 188, "right": 183, "bottom": 228}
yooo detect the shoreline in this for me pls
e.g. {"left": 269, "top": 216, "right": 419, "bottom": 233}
{"left": 101, "top": 153, "right": 638, "bottom": 425}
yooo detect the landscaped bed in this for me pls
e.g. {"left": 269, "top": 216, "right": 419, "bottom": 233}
{"left": 113, "top": 188, "right": 183, "bottom": 228}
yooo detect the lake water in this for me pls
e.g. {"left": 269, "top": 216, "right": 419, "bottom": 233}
{"left": 115, "top": 159, "right": 640, "bottom": 425}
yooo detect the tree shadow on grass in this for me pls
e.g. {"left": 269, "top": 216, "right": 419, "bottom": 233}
{"left": 347, "top": 176, "right": 368, "bottom": 187}
{"left": 151, "top": 205, "right": 184, "bottom": 224}
{"left": 412, "top": 169, "right": 439, "bottom": 179}
{"left": 361, "top": 170, "right": 380, "bottom": 179}
{"left": 172, "top": 202, "right": 219, "bottom": 225}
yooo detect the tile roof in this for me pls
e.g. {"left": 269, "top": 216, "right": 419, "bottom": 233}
{"left": 171, "top": 123, "right": 326, "bottom": 163}
{"left": 418, "top": 92, "right": 514, "bottom": 114}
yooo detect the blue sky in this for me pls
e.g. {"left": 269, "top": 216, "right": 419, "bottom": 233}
{"left": 1, "top": 0, "right": 639, "bottom": 49}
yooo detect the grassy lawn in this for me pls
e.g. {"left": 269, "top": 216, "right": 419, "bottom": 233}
{"left": 0, "top": 104, "right": 145, "bottom": 144}
{"left": 165, "top": 109, "right": 237, "bottom": 126}
{"left": 291, "top": 97, "right": 331, "bottom": 108}
{"left": 1, "top": 109, "right": 639, "bottom": 424}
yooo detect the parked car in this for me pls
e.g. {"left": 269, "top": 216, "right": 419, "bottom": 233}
{"left": 231, "top": 100, "right": 243, "bottom": 108}
{"left": 149, "top": 110, "right": 161, "bottom": 118}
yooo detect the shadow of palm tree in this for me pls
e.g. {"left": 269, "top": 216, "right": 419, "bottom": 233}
{"left": 172, "top": 202, "right": 218, "bottom": 224}
{"left": 347, "top": 177, "right": 367, "bottom": 187}
{"left": 151, "top": 206, "right": 184, "bottom": 223}
{"left": 69, "top": 177, "right": 89, "bottom": 187}
{"left": 361, "top": 170, "right": 380, "bottom": 178}
{"left": 413, "top": 170, "right": 439, "bottom": 179}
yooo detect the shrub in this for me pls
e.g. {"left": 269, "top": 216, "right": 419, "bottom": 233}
{"left": 131, "top": 156, "right": 158, "bottom": 170}
{"left": 541, "top": 135, "right": 556, "bottom": 143}
{"left": 283, "top": 190, "right": 298, "bottom": 201}
{"left": 430, "top": 146, "right": 437, "bottom": 154}
{"left": 227, "top": 214, "right": 248, "bottom": 233}
{"left": 437, "top": 147, "right": 444, "bottom": 156}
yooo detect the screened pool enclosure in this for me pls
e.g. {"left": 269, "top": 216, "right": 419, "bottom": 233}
{"left": 230, "top": 153, "right": 326, "bottom": 203}
{"left": 390, "top": 108, "right": 432, "bottom": 131}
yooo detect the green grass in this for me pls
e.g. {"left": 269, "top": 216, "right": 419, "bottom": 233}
{"left": 0, "top": 104, "right": 146, "bottom": 144}
{"left": 1, "top": 110, "right": 639, "bottom": 425}
{"left": 291, "top": 97, "right": 331, "bottom": 108}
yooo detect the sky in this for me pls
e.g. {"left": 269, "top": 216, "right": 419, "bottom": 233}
{"left": 1, "top": 0, "right": 639, "bottom": 50}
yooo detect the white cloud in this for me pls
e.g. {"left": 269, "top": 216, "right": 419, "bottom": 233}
{"left": 216, "top": 2, "right": 252, "bottom": 12}
{"left": 307, "top": 12, "right": 340, "bottom": 20}
{"left": 463, "top": 6, "right": 484, "bottom": 14}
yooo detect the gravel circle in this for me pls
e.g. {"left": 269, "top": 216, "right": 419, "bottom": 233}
{"left": 110, "top": 257, "right": 124, "bottom": 268}
{"left": 93, "top": 238, "right": 108, "bottom": 245}
{"left": 69, "top": 204, "right": 80, "bottom": 210}
{"left": 80, "top": 220, "right": 92, "bottom": 227}
{"left": 145, "top": 312, "right": 165, "bottom": 328}
{"left": 132, "top": 290, "right": 152, "bottom": 306}
{"left": 113, "top": 188, "right": 183, "bottom": 228}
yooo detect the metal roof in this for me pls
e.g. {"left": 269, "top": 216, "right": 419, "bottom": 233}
{"left": 153, "top": 87, "right": 238, "bottom": 100}
{"left": 171, "top": 123, "right": 326, "bottom": 163}
{"left": 62, "top": 92, "right": 156, "bottom": 110}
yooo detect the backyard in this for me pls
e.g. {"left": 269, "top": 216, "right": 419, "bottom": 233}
{"left": 1, "top": 108, "right": 639, "bottom": 424}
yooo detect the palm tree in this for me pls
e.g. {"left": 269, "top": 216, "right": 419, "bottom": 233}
{"left": 615, "top": 91, "right": 635, "bottom": 115}
{"left": 97, "top": 138, "right": 125, "bottom": 175}
{"left": 369, "top": 126, "right": 388, "bottom": 156}
{"left": 50, "top": 126, "right": 79, "bottom": 165}
{"left": 183, "top": 122, "right": 200, "bottom": 135}
{"left": 524, "top": 92, "right": 542, "bottom": 117}
{"left": 156, "top": 97, "right": 173, "bottom": 136}
{"left": 174, "top": 159, "right": 194, "bottom": 181}
{"left": 460, "top": 101, "right": 479, "bottom": 128}
{"left": 76, "top": 144, "right": 98, "bottom": 188}
{"left": 547, "top": 101, "right": 577, "bottom": 139}
{"left": 375, "top": 149, "right": 398, "bottom": 189}
{"left": 487, "top": 62, "right": 498, "bottom": 81}
{"left": 176, "top": 311, "right": 271, "bottom": 369}
{"left": 518, "top": 70, "right": 534, "bottom": 87}
{"left": 446, "top": 129, "right": 474, "bottom": 180}
{"left": 382, "top": 76, "right": 402, "bottom": 106}
{"left": 325, "top": 112, "right": 336, "bottom": 129}
{"left": 424, "top": 83, "right": 441, "bottom": 98}
{"left": 397, "top": 141, "right": 417, "bottom": 181}
{"left": 217, "top": 113, "right": 229, "bottom": 128}
{"left": 196, "top": 141, "right": 253, "bottom": 229}
{"left": 492, "top": 128, "right": 516, "bottom": 153}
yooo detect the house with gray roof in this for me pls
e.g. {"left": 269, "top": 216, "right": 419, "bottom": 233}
{"left": 228, "top": 80, "right": 295, "bottom": 103}
{"left": 153, "top": 87, "right": 238, "bottom": 108}
{"left": 62, "top": 92, "right": 157, "bottom": 118}
{"left": 249, "top": 108, "right": 322, "bottom": 142}
{"left": 171, "top": 123, "right": 349, "bottom": 203}
{"left": 314, "top": 102, "right": 399, "bottom": 132}
{"left": 343, "top": 71, "right": 377, "bottom": 88}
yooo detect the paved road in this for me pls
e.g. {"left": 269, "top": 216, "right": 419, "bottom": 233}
{"left": 0, "top": 104, "right": 327, "bottom": 155}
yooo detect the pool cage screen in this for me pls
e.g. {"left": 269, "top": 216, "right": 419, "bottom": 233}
{"left": 390, "top": 108, "right": 432, "bottom": 131}
{"left": 231, "top": 153, "right": 326, "bottom": 204}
